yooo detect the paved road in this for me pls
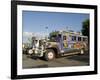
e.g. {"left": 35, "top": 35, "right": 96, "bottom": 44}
{"left": 22, "top": 52, "right": 89, "bottom": 69}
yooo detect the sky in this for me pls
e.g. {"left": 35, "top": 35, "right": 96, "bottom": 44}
{"left": 22, "top": 11, "right": 89, "bottom": 43}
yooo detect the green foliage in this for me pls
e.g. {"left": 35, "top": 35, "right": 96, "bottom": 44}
{"left": 49, "top": 31, "right": 59, "bottom": 41}
{"left": 81, "top": 19, "right": 89, "bottom": 36}
{"left": 49, "top": 31, "right": 59, "bottom": 37}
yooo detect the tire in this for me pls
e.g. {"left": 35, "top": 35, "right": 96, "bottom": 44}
{"left": 80, "top": 49, "right": 84, "bottom": 54}
{"left": 44, "top": 49, "right": 55, "bottom": 61}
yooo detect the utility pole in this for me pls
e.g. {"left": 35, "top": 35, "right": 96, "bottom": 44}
{"left": 45, "top": 26, "right": 48, "bottom": 40}
{"left": 66, "top": 26, "right": 68, "bottom": 31}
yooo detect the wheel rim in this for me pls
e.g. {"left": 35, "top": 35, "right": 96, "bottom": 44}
{"left": 47, "top": 52, "right": 54, "bottom": 59}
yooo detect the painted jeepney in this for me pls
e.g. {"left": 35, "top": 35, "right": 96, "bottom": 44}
{"left": 24, "top": 31, "right": 88, "bottom": 61}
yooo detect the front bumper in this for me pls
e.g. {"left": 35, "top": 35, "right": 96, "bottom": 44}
{"left": 28, "top": 49, "right": 45, "bottom": 57}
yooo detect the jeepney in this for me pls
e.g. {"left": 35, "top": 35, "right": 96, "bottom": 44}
{"left": 24, "top": 31, "right": 88, "bottom": 61}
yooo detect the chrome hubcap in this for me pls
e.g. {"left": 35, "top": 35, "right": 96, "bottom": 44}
{"left": 48, "top": 52, "right": 54, "bottom": 59}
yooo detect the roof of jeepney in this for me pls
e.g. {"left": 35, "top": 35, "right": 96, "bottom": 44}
{"left": 61, "top": 31, "right": 88, "bottom": 38}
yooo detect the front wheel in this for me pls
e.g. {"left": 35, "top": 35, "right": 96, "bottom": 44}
{"left": 44, "top": 49, "right": 55, "bottom": 61}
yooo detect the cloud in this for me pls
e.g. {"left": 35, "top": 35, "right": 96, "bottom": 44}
{"left": 23, "top": 32, "right": 34, "bottom": 43}
{"left": 23, "top": 32, "right": 47, "bottom": 37}
{"left": 23, "top": 32, "right": 34, "bottom": 37}
{"left": 23, "top": 32, "right": 48, "bottom": 43}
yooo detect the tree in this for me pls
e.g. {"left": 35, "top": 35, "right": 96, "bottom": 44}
{"left": 49, "top": 31, "right": 59, "bottom": 40}
{"left": 81, "top": 19, "right": 89, "bottom": 37}
{"left": 49, "top": 31, "right": 59, "bottom": 37}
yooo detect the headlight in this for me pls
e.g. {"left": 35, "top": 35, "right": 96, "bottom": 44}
{"left": 28, "top": 49, "right": 33, "bottom": 54}
{"left": 22, "top": 44, "right": 25, "bottom": 48}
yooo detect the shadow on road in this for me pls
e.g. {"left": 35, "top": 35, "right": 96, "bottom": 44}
{"left": 24, "top": 64, "right": 48, "bottom": 69}
{"left": 26, "top": 55, "right": 46, "bottom": 61}
{"left": 66, "top": 53, "right": 89, "bottom": 63}
{"left": 27, "top": 55, "right": 39, "bottom": 60}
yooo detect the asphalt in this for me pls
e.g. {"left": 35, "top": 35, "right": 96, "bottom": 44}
{"left": 22, "top": 52, "right": 89, "bottom": 69}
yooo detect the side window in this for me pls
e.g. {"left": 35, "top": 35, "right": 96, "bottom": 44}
{"left": 56, "top": 34, "right": 61, "bottom": 42}
{"left": 78, "top": 37, "right": 81, "bottom": 41}
{"left": 58, "top": 34, "right": 61, "bottom": 38}
{"left": 63, "top": 36, "right": 66, "bottom": 40}
{"left": 72, "top": 36, "right": 76, "bottom": 41}
{"left": 83, "top": 38, "right": 87, "bottom": 41}
{"left": 83, "top": 38, "right": 85, "bottom": 41}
